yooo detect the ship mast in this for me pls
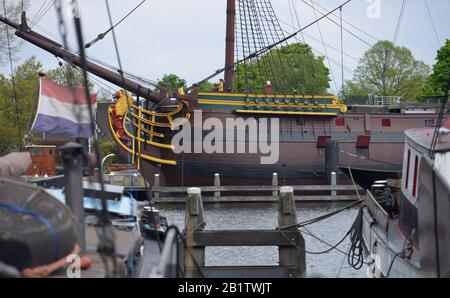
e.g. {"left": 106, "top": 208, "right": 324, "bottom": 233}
{"left": 224, "top": 0, "right": 236, "bottom": 92}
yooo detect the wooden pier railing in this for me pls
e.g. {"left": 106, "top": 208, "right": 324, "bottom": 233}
{"left": 149, "top": 186, "right": 306, "bottom": 278}
{"left": 150, "top": 173, "right": 364, "bottom": 203}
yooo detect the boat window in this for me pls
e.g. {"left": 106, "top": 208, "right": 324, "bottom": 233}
{"left": 335, "top": 119, "right": 345, "bottom": 126}
{"left": 382, "top": 119, "right": 391, "bottom": 127}
{"left": 412, "top": 156, "right": 419, "bottom": 197}
{"left": 31, "top": 148, "right": 36, "bottom": 156}
{"left": 48, "top": 149, "right": 53, "bottom": 156}
{"left": 405, "top": 149, "right": 411, "bottom": 189}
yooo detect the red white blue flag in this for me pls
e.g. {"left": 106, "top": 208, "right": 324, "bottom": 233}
{"left": 31, "top": 78, "right": 97, "bottom": 138}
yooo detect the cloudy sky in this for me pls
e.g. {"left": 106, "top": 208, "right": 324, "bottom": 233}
{"left": 2, "top": 0, "right": 450, "bottom": 95}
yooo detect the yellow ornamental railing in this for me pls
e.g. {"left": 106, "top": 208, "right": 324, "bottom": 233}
{"left": 108, "top": 96, "right": 191, "bottom": 168}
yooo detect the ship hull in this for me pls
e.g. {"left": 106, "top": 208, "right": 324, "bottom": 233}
{"left": 97, "top": 102, "right": 441, "bottom": 187}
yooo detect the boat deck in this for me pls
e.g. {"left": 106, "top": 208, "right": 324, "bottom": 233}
{"left": 50, "top": 225, "right": 141, "bottom": 278}
{"left": 362, "top": 208, "right": 421, "bottom": 277}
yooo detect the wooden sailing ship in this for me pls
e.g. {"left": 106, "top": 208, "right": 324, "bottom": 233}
{"left": 0, "top": 1, "right": 444, "bottom": 187}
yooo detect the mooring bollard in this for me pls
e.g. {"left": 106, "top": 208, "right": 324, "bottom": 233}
{"left": 60, "top": 142, "right": 86, "bottom": 255}
{"left": 272, "top": 173, "right": 278, "bottom": 198}
{"left": 278, "top": 186, "right": 306, "bottom": 277}
{"left": 331, "top": 171, "right": 337, "bottom": 199}
{"left": 153, "top": 173, "right": 160, "bottom": 200}
{"left": 184, "top": 187, "right": 206, "bottom": 278}
{"left": 214, "top": 173, "right": 221, "bottom": 199}
{"left": 325, "top": 139, "right": 339, "bottom": 187}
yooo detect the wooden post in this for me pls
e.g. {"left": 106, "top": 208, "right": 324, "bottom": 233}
{"left": 153, "top": 173, "right": 160, "bottom": 201}
{"left": 331, "top": 171, "right": 337, "bottom": 199}
{"left": 214, "top": 173, "right": 220, "bottom": 199}
{"left": 60, "top": 142, "right": 86, "bottom": 255}
{"left": 184, "top": 187, "right": 206, "bottom": 278}
{"left": 278, "top": 186, "right": 305, "bottom": 277}
{"left": 272, "top": 173, "right": 278, "bottom": 197}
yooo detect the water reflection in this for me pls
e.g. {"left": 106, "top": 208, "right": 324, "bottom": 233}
{"left": 157, "top": 203, "right": 367, "bottom": 278}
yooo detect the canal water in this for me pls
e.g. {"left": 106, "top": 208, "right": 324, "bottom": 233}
{"left": 157, "top": 203, "right": 367, "bottom": 278}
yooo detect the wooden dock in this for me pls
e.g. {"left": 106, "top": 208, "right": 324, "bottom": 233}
{"left": 146, "top": 186, "right": 306, "bottom": 278}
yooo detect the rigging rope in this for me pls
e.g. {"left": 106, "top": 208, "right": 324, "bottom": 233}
{"left": 393, "top": 0, "right": 407, "bottom": 46}
{"left": 192, "top": 0, "right": 352, "bottom": 91}
{"left": 308, "top": 0, "right": 379, "bottom": 43}
{"left": 310, "top": 0, "right": 338, "bottom": 95}
{"left": 301, "top": 0, "right": 373, "bottom": 47}
{"left": 2, "top": 0, "right": 23, "bottom": 150}
{"left": 31, "top": 0, "right": 56, "bottom": 27}
{"left": 423, "top": 0, "right": 441, "bottom": 47}
{"left": 85, "top": 0, "right": 146, "bottom": 48}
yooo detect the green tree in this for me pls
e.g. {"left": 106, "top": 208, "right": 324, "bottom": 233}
{"left": 157, "top": 74, "right": 187, "bottom": 92}
{"left": 0, "top": 0, "right": 29, "bottom": 65}
{"left": 199, "top": 81, "right": 215, "bottom": 91}
{"left": 423, "top": 39, "right": 450, "bottom": 96}
{"left": 343, "top": 41, "right": 430, "bottom": 101}
{"left": 234, "top": 43, "right": 331, "bottom": 94}
{"left": 46, "top": 64, "right": 94, "bottom": 89}
{"left": 0, "top": 56, "right": 42, "bottom": 154}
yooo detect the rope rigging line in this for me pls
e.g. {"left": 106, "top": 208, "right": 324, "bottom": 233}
{"left": 276, "top": 205, "right": 369, "bottom": 269}
{"left": 300, "top": 0, "right": 373, "bottom": 48}
{"left": 289, "top": 0, "right": 317, "bottom": 94}
{"left": 286, "top": 0, "right": 310, "bottom": 96}
{"left": 428, "top": 72, "right": 450, "bottom": 158}
{"left": 310, "top": 0, "right": 338, "bottom": 95}
{"left": 339, "top": 149, "right": 401, "bottom": 167}
{"left": 103, "top": 0, "right": 169, "bottom": 257}
{"left": 423, "top": 0, "right": 441, "bottom": 47}
{"left": 307, "top": 0, "right": 379, "bottom": 43}
{"left": 253, "top": 0, "right": 288, "bottom": 94}
{"left": 30, "top": 0, "right": 56, "bottom": 28}
{"left": 253, "top": 4, "right": 357, "bottom": 76}
{"left": 393, "top": 0, "right": 407, "bottom": 46}
{"left": 191, "top": 0, "right": 351, "bottom": 91}
{"left": 255, "top": 0, "right": 290, "bottom": 92}
{"left": 276, "top": 3, "right": 360, "bottom": 62}
{"left": 30, "top": 0, "right": 50, "bottom": 25}
{"left": 85, "top": 0, "right": 146, "bottom": 48}
{"left": 2, "top": 0, "right": 23, "bottom": 150}
{"left": 53, "top": 0, "right": 119, "bottom": 277}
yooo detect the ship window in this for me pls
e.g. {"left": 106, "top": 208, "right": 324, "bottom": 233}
{"left": 48, "top": 149, "right": 53, "bottom": 156}
{"left": 425, "top": 120, "right": 434, "bottom": 127}
{"left": 31, "top": 148, "right": 36, "bottom": 156}
{"left": 356, "top": 135, "right": 371, "bottom": 149}
{"left": 412, "top": 156, "right": 419, "bottom": 197}
{"left": 405, "top": 150, "right": 411, "bottom": 189}
{"left": 382, "top": 119, "right": 391, "bottom": 127}
{"left": 335, "top": 119, "right": 345, "bottom": 126}
{"left": 316, "top": 136, "right": 332, "bottom": 148}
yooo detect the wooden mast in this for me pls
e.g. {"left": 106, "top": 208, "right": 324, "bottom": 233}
{"left": 224, "top": 0, "right": 236, "bottom": 92}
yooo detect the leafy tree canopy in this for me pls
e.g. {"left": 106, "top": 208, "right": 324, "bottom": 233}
{"left": 0, "top": 0, "right": 29, "bottom": 65}
{"left": 46, "top": 64, "right": 94, "bottom": 89}
{"left": 157, "top": 74, "right": 187, "bottom": 92}
{"left": 423, "top": 39, "right": 450, "bottom": 96}
{"left": 234, "top": 42, "right": 331, "bottom": 95}
{"left": 343, "top": 41, "right": 430, "bottom": 101}
{"left": 0, "top": 56, "right": 42, "bottom": 154}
